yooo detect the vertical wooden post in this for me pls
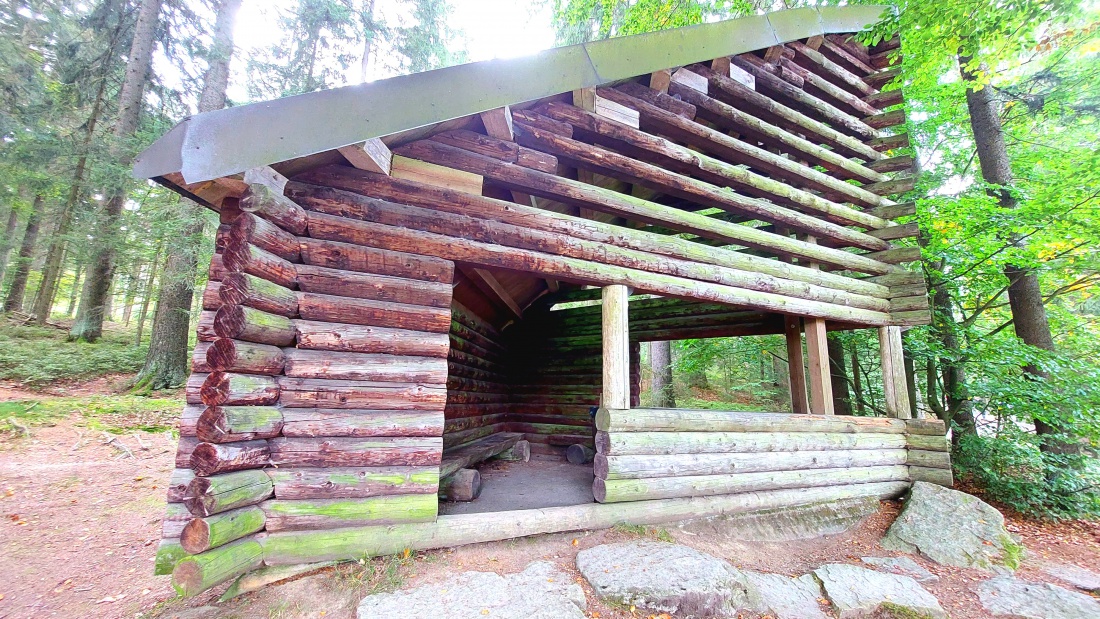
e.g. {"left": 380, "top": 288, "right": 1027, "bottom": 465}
{"left": 878, "top": 326, "right": 912, "bottom": 419}
{"left": 784, "top": 317, "right": 809, "bottom": 414}
{"left": 805, "top": 317, "right": 834, "bottom": 415}
{"left": 602, "top": 285, "right": 630, "bottom": 410}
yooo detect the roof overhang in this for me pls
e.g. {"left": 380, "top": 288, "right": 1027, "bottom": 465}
{"left": 134, "top": 5, "right": 890, "bottom": 184}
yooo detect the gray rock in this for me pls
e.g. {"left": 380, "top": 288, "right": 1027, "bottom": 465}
{"left": 861, "top": 556, "right": 939, "bottom": 583}
{"left": 736, "top": 570, "right": 830, "bottom": 619}
{"left": 356, "top": 561, "right": 586, "bottom": 619}
{"left": 704, "top": 496, "right": 880, "bottom": 542}
{"left": 1041, "top": 563, "right": 1100, "bottom": 592}
{"left": 978, "top": 576, "right": 1100, "bottom": 619}
{"left": 575, "top": 540, "right": 747, "bottom": 618}
{"left": 814, "top": 563, "right": 946, "bottom": 618}
{"left": 882, "top": 481, "right": 1022, "bottom": 570}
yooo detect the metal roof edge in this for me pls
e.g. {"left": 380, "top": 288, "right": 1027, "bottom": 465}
{"left": 133, "top": 5, "right": 889, "bottom": 184}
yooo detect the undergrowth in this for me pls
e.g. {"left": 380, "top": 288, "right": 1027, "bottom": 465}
{"left": 335, "top": 552, "right": 419, "bottom": 596}
{"left": 0, "top": 322, "right": 146, "bottom": 386}
{"left": 0, "top": 395, "right": 181, "bottom": 436}
{"left": 612, "top": 522, "right": 674, "bottom": 542}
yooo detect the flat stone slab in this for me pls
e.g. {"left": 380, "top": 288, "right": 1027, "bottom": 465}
{"left": 356, "top": 561, "right": 586, "bottom": 619}
{"left": 814, "top": 563, "right": 946, "bottom": 618}
{"left": 861, "top": 556, "right": 939, "bottom": 583}
{"left": 978, "top": 576, "right": 1100, "bottom": 619}
{"left": 737, "top": 570, "right": 830, "bottom": 619}
{"left": 576, "top": 540, "right": 747, "bottom": 618}
{"left": 1041, "top": 563, "right": 1100, "bottom": 592}
{"left": 883, "top": 481, "right": 1021, "bottom": 570}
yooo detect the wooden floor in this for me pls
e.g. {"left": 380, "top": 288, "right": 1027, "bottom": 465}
{"left": 439, "top": 454, "right": 595, "bottom": 515}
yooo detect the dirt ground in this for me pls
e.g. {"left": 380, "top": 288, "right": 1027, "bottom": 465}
{"left": 2, "top": 380, "right": 1099, "bottom": 619}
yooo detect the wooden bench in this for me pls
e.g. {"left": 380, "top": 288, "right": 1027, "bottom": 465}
{"left": 439, "top": 433, "right": 529, "bottom": 501}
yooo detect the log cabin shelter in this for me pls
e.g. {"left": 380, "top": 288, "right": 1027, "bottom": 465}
{"left": 136, "top": 5, "right": 953, "bottom": 596}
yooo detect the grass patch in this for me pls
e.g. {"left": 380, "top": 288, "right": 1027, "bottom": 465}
{"left": 612, "top": 522, "right": 674, "bottom": 542}
{"left": 0, "top": 394, "right": 182, "bottom": 436}
{"left": 0, "top": 322, "right": 147, "bottom": 387}
{"left": 335, "top": 553, "right": 416, "bottom": 596}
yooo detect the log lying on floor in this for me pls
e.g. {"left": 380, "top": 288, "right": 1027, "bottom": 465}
{"left": 268, "top": 437, "right": 444, "bottom": 467}
{"left": 595, "top": 407, "right": 908, "bottom": 433}
{"left": 259, "top": 481, "right": 910, "bottom": 566}
{"left": 261, "top": 494, "right": 438, "bottom": 531}
{"left": 439, "top": 469, "right": 482, "bottom": 502}
{"left": 594, "top": 448, "right": 908, "bottom": 480}
{"left": 439, "top": 432, "right": 524, "bottom": 477}
{"left": 267, "top": 466, "right": 440, "bottom": 500}
{"left": 172, "top": 536, "right": 264, "bottom": 597}
{"left": 280, "top": 409, "right": 444, "bottom": 438}
{"left": 214, "top": 305, "right": 297, "bottom": 347}
{"left": 218, "top": 561, "right": 338, "bottom": 602}
{"left": 595, "top": 431, "right": 907, "bottom": 456}
{"left": 201, "top": 372, "right": 280, "bottom": 407}
{"left": 282, "top": 349, "right": 449, "bottom": 383}
{"left": 185, "top": 469, "right": 276, "bottom": 517}
{"left": 190, "top": 440, "right": 271, "bottom": 477}
{"left": 566, "top": 444, "right": 596, "bottom": 464}
{"left": 196, "top": 405, "right": 284, "bottom": 443}
{"left": 594, "top": 465, "right": 909, "bottom": 503}
{"left": 494, "top": 440, "right": 531, "bottom": 462}
{"left": 181, "top": 506, "right": 266, "bottom": 554}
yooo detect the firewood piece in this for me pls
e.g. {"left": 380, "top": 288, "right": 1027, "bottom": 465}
{"left": 222, "top": 241, "right": 298, "bottom": 289}
{"left": 185, "top": 469, "right": 275, "bottom": 517}
{"left": 495, "top": 440, "right": 530, "bottom": 462}
{"left": 295, "top": 263, "right": 452, "bottom": 308}
{"left": 296, "top": 291, "right": 451, "bottom": 333}
{"left": 167, "top": 468, "right": 196, "bottom": 503}
{"left": 181, "top": 506, "right": 266, "bottom": 554}
{"left": 439, "top": 469, "right": 481, "bottom": 502}
{"left": 261, "top": 494, "right": 438, "bottom": 531}
{"left": 206, "top": 339, "right": 286, "bottom": 375}
{"left": 268, "top": 436, "right": 443, "bottom": 467}
{"left": 200, "top": 372, "right": 280, "bottom": 407}
{"left": 240, "top": 183, "right": 308, "bottom": 235}
{"left": 197, "top": 405, "right": 284, "bottom": 443}
{"left": 280, "top": 408, "right": 443, "bottom": 438}
{"left": 297, "top": 236, "right": 454, "bottom": 283}
{"left": 214, "top": 305, "right": 296, "bottom": 347}
{"left": 172, "top": 537, "right": 264, "bottom": 597}
{"left": 293, "top": 320, "right": 449, "bottom": 357}
{"left": 190, "top": 440, "right": 271, "bottom": 477}
{"left": 267, "top": 466, "right": 440, "bottom": 500}
{"left": 565, "top": 444, "right": 595, "bottom": 464}
{"left": 219, "top": 272, "right": 299, "bottom": 317}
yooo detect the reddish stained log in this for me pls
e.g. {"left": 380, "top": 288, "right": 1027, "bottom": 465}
{"left": 230, "top": 212, "right": 301, "bottom": 262}
{"left": 295, "top": 263, "right": 452, "bottom": 308}
{"left": 197, "top": 405, "right": 284, "bottom": 443}
{"left": 167, "top": 468, "right": 196, "bottom": 503}
{"left": 184, "top": 470, "right": 274, "bottom": 517}
{"left": 866, "top": 67, "right": 902, "bottom": 90}
{"left": 511, "top": 108, "right": 573, "bottom": 137}
{"left": 293, "top": 320, "right": 450, "bottom": 357}
{"left": 821, "top": 35, "right": 876, "bottom": 75}
{"left": 240, "top": 183, "right": 308, "bottom": 236}
{"left": 192, "top": 342, "right": 214, "bottom": 373}
{"left": 197, "top": 310, "right": 217, "bottom": 342}
{"left": 190, "top": 440, "right": 271, "bottom": 477}
{"left": 296, "top": 291, "right": 452, "bottom": 334}
{"left": 280, "top": 409, "right": 444, "bottom": 438}
{"left": 864, "top": 89, "right": 903, "bottom": 109}
{"left": 202, "top": 280, "right": 223, "bottom": 311}
{"left": 429, "top": 130, "right": 557, "bottom": 173}
{"left": 200, "top": 372, "right": 280, "bottom": 407}
{"left": 268, "top": 437, "right": 444, "bottom": 467}
{"left": 176, "top": 436, "right": 201, "bottom": 467}
{"left": 209, "top": 254, "right": 228, "bottom": 280}
{"left": 222, "top": 241, "right": 298, "bottom": 290}
{"left": 297, "top": 237, "right": 454, "bottom": 284}
{"left": 276, "top": 377, "right": 447, "bottom": 410}
{"left": 282, "top": 349, "right": 448, "bottom": 383}
{"left": 440, "top": 432, "right": 524, "bottom": 477}
{"left": 787, "top": 40, "right": 875, "bottom": 96}
{"left": 219, "top": 272, "right": 299, "bottom": 317}
{"left": 867, "top": 155, "right": 915, "bottom": 174}
{"left": 214, "top": 305, "right": 297, "bottom": 347}
{"left": 186, "top": 373, "right": 208, "bottom": 405}
{"left": 206, "top": 339, "right": 286, "bottom": 375}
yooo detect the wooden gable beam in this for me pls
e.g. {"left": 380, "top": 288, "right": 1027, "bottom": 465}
{"left": 339, "top": 138, "right": 393, "bottom": 175}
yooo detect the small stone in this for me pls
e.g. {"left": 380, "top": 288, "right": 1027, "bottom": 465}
{"left": 356, "top": 561, "right": 586, "bottom": 619}
{"left": 882, "top": 481, "right": 1022, "bottom": 570}
{"left": 978, "top": 576, "right": 1100, "bottom": 619}
{"left": 576, "top": 540, "right": 747, "bottom": 618}
{"left": 736, "top": 570, "right": 829, "bottom": 619}
{"left": 861, "top": 556, "right": 939, "bottom": 583}
{"left": 1041, "top": 563, "right": 1100, "bottom": 592}
{"left": 814, "top": 563, "right": 946, "bottom": 619}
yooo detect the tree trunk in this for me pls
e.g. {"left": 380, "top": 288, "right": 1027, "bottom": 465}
{"left": 826, "top": 334, "right": 852, "bottom": 415}
{"left": 648, "top": 340, "right": 675, "bottom": 407}
{"left": 122, "top": 260, "right": 143, "bottom": 325}
{"left": 135, "top": 243, "right": 163, "bottom": 346}
{"left": 67, "top": 261, "right": 83, "bottom": 317}
{"left": 3, "top": 196, "right": 43, "bottom": 313}
{"left": 69, "top": 0, "right": 163, "bottom": 342}
{"left": 0, "top": 207, "right": 19, "bottom": 285}
{"left": 135, "top": 0, "right": 239, "bottom": 389}
{"left": 962, "top": 58, "right": 1063, "bottom": 450}
{"left": 359, "top": 0, "right": 376, "bottom": 82}
{"left": 849, "top": 343, "right": 865, "bottom": 415}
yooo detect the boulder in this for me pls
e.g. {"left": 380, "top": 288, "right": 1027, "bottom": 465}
{"left": 813, "top": 563, "right": 946, "bottom": 619}
{"left": 575, "top": 540, "right": 747, "bottom": 618}
{"left": 1041, "top": 563, "right": 1100, "bottom": 593}
{"left": 882, "top": 481, "right": 1022, "bottom": 570}
{"left": 861, "top": 556, "right": 939, "bottom": 583}
{"left": 356, "top": 561, "right": 586, "bottom": 619}
{"left": 736, "top": 570, "right": 830, "bottom": 619}
{"left": 978, "top": 576, "right": 1100, "bottom": 619}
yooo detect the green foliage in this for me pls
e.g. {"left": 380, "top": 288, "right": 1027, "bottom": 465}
{"left": 0, "top": 394, "right": 181, "bottom": 436}
{"left": 552, "top": 0, "right": 755, "bottom": 44}
{"left": 0, "top": 322, "right": 146, "bottom": 386}
{"left": 612, "top": 522, "right": 674, "bottom": 542}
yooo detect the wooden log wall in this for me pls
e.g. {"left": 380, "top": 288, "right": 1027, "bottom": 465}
{"left": 592, "top": 408, "right": 950, "bottom": 503}
{"left": 444, "top": 300, "right": 511, "bottom": 451}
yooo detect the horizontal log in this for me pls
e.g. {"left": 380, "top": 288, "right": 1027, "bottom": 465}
{"left": 206, "top": 339, "right": 286, "bottom": 375}
{"left": 909, "top": 466, "right": 953, "bottom": 487}
{"left": 907, "top": 449, "right": 951, "bottom": 469}
{"left": 297, "top": 291, "right": 451, "bottom": 333}
{"left": 566, "top": 443, "right": 596, "bottom": 464}
{"left": 495, "top": 440, "right": 531, "bottom": 462}
{"left": 864, "top": 88, "right": 903, "bottom": 109}
{"left": 868, "top": 132, "right": 909, "bottom": 152}
{"left": 197, "top": 311, "right": 217, "bottom": 342}
{"left": 298, "top": 236, "right": 454, "bottom": 284}
{"left": 231, "top": 211, "right": 301, "bottom": 262}
{"left": 240, "top": 183, "right": 308, "bottom": 235}
{"left": 167, "top": 468, "right": 196, "bottom": 503}
{"left": 282, "top": 349, "right": 448, "bottom": 383}
{"left": 865, "top": 175, "right": 917, "bottom": 197}
{"left": 219, "top": 272, "right": 298, "bottom": 317}
{"left": 172, "top": 536, "right": 264, "bottom": 597}
{"left": 222, "top": 241, "right": 298, "bottom": 290}
{"left": 176, "top": 437, "right": 201, "bottom": 467}
{"left": 267, "top": 466, "right": 440, "bottom": 500}
{"left": 595, "top": 431, "right": 907, "bottom": 456}
{"left": 443, "top": 423, "right": 507, "bottom": 451}
{"left": 214, "top": 304, "right": 296, "bottom": 347}
{"left": 186, "top": 374, "right": 208, "bottom": 406}
{"left": 190, "top": 440, "right": 271, "bottom": 477}
{"left": 155, "top": 539, "right": 186, "bottom": 576}
{"left": 280, "top": 409, "right": 444, "bottom": 437}
{"left": 905, "top": 419, "right": 947, "bottom": 436}
{"left": 595, "top": 448, "right": 907, "bottom": 480}
{"left": 275, "top": 377, "right": 447, "bottom": 410}
{"left": 867, "top": 154, "right": 915, "bottom": 174}
{"left": 268, "top": 436, "right": 443, "bottom": 467}
{"left": 907, "top": 433, "right": 951, "bottom": 452}
{"left": 200, "top": 372, "right": 279, "bottom": 407}
{"left": 261, "top": 494, "right": 438, "bottom": 532}
{"left": 197, "top": 405, "right": 284, "bottom": 443}
{"left": 294, "top": 320, "right": 449, "bottom": 357}
{"left": 185, "top": 469, "right": 275, "bottom": 517}
{"left": 258, "top": 482, "right": 910, "bottom": 567}
{"left": 192, "top": 341, "right": 213, "bottom": 373}
{"left": 787, "top": 40, "right": 875, "bottom": 96}
{"left": 296, "top": 263, "right": 452, "bottom": 308}
{"left": 430, "top": 130, "right": 557, "bottom": 173}
{"left": 595, "top": 408, "right": 907, "bottom": 433}
{"left": 595, "top": 465, "right": 909, "bottom": 503}
{"left": 181, "top": 506, "right": 266, "bottom": 554}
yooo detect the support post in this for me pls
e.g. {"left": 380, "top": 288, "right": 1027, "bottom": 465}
{"left": 805, "top": 317, "right": 834, "bottom": 415}
{"left": 784, "top": 317, "right": 809, "bottom": 414}
{"left": 878, "top": 326, "right": 911, "bottom": 419}
{"left": 602, "top": 285, "right": 630, "bottom": 410}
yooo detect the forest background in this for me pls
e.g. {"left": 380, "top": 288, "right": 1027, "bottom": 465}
{"left": 0, "top": 0, "right": 1098, "bottom": 519}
